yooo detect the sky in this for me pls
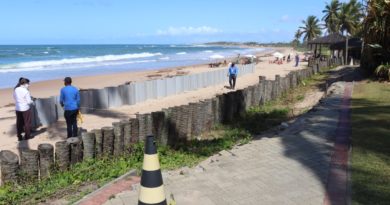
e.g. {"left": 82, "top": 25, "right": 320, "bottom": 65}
{"left": 0, "top": 0, "right": 344, "bottom": 44}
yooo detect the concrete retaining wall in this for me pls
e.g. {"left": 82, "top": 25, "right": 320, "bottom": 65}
{"left": 31, "top": 64, "right": 256, "bottom": 126}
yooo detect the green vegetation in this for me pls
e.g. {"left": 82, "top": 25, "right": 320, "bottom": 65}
{"left": 299, "top": 15, "right": 322, "bottom": 42}
{"left": 374, "top": 63, "right": 390, "bottom": 81}
{"left": 351, "top": 82, "right": 390, "bottom": 205}
{"left": 0, "top": 127, "right": 252, "bottom": 205}
{"left": 361, "top": 0, "right": 390, "bottom": 74}
{"left": 293, "top": 0, "right": 365, "bottom": 52}
{"left": 236, "top": 68, "right": 331, "bottom": 134}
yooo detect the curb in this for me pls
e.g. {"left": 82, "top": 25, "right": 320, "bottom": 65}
{"left": 74, "top": 169, "right": 140, "bottom": 205}
{"left": 323, "top": 82, "right": 353, "bottom": 205}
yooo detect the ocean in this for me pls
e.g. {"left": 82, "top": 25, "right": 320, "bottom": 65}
{"left": 0, "top": 44, "right": 266, "bottom": 88}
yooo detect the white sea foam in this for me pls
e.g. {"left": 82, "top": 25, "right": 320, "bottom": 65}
{"left": 0, "top": 52, "right": 163, "bottom": 72}
{"left": 192, "top": 44, "right": 209, "bottom": 47}
{"left": 0, "top": 59, "right": 158, "bottom": 73}
{"left": 176, "top": 52, "right": 187, "bottom": 55}
{"left": 203, "top": 50, "right": 213, "bottom": 53}
{"left": 159, "top": 57, "right": 170, "bottom": 60}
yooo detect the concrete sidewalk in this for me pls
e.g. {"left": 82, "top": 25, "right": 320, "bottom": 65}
{"left": 99, "top": 81, "right": 351, "bottom": 205}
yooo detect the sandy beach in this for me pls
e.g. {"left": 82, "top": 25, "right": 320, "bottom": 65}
{"left": 0, "top": 47, "right": 304, "bottom": 154}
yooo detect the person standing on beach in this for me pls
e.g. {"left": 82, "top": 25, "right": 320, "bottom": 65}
{"left": 13, "top": 78, "right": 33, "bottom": 141}
{"left": 227, "top": 63, "right": 238, "bottom": 89}
{"left": 60, "top": 77, "right": 80, "bottom": 138}
{"left": 295, "top": 54, "right": 300, "bottom": 67}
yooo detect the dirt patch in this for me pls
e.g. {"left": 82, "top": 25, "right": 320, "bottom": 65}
{"left": 292, "top": 88, "right": 325, "bottom": 116}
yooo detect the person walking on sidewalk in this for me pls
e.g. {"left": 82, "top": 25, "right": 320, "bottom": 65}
{"left": 13, "top": 78, "right": 33, "bottom": 141}
{"left": 227, "top": 63, "right": 238, "bottom": 89}
{"left": 60, "top": 77, "right": 80, "bottom": 138}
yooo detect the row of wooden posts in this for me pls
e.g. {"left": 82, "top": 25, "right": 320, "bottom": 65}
{"left": 0, "top": 58, "right": 344, "bottom": 186}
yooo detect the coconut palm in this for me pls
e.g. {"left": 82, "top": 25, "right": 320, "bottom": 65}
{"left": 299, "top": 15, "right": 322, "bottom": 42}
{"left": 361, "top": 0, "right": 390, "bottom": 72}
{"left": 322, "top": 0, "right": 341, "bottom": 34}
{"left": 338, "top": 0, "right": 363, "bottom": 36}
{"left": 292, "top": 29, "right": 303, "bottom": 48}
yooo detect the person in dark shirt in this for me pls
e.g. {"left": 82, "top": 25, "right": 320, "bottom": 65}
{"left": 60, "top": 77, "right": 80, "bottom": 138}
{"left": 295, "top": 54, "right": 300, "bottom": 67}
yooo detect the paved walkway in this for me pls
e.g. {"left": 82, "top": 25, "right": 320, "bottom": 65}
{"left": 83, "top": 81, "right": 351, "bottom": 205}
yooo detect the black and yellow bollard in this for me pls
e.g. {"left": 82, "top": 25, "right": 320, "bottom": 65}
{"left": 138, "top": 136, "right": 167, "bottom": 205}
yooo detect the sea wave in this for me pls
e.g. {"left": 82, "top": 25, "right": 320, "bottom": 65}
{"left": 0, "top": 52, "right": 163, "bottom": 71}
{"left": 203, "top": 50, "right": 214, "bottom": 53}
{"left": 0, "top": 59, "right": 158, "bottom": 73}
{"left": 176, "top": 52, "right": 187, "bottom": 55}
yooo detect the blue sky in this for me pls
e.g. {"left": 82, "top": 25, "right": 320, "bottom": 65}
{"left": 0, "top": 0, "right": 340, "bottom": 44}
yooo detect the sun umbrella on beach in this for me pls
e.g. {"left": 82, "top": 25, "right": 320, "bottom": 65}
{"left": 272, "top": 52, "right": 284, "bottom": 58}
{"left": 209, "top": 54, "right": 225, "bottom": 59}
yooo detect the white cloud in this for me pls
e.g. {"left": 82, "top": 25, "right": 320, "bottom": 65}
{"left": 280, "top": 15, "right": 290, "bottom": 22}
{"left": 157, "top": 26, "right": 222, "bottom": 36}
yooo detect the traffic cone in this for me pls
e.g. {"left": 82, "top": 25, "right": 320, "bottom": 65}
{"left": 138, "top": 136, "right": 167, "bottom": 205}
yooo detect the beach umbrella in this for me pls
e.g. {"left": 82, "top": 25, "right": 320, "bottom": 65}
{"left": 210, "top": 54, "right": 225, "bottom": 59}
{"left": 272, "top": 52, "right": 284, "bottom": 58}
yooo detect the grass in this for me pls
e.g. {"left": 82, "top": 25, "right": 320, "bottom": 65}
{"left": 0, "top": 67, "right": 334, "bottom": 204}
{"left": 351, "top": 81, "right": 390, "bottom": 205}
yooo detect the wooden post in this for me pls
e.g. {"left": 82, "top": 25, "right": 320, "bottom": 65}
{"left": 102, "top": 127, "right": 114, "bottom": 156}
{"left": 113, "top": 122, "right": 124, "bottom": 156}
{"left": 20, "top": 149, "right": 39, "bottom": 181}
{"left": 0, "top": 150, "right": 19, "bottom": 185}
{"left": 82, "top": 132, "right": 95, "bottom": 160}
{"left": 121, "top": 120, "right": 132, "bottom": 151}
{"left": 55, "top": 141, "right": 70, "bottom": 171}
{"left": 130, "top": 118, "right": 139, "bottom": 143}
{"left": 92, "top": 129, "right": 103, "bottom": 158}
{"left": 38, "top": 143, "right": 54, "bottom": 179}
{"left": 67, "top": 137, "right": 82, "bottom": 165}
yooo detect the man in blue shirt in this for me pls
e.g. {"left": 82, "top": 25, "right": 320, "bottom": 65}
{"left": 227, "top": 63, "right": 238, "bottom": 89}
{"left": 60, "top": 77, "right": 80, "bottom": 138}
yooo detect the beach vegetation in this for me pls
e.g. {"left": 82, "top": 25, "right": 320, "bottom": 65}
{"left": 0, "top": 127, "right": 251, "bottom": 205}
{"left": 374, "top": 63, "right": 390, "bottom": 81}
{"left": 338, "top": 0, "right": 364, "bottom": 37}
{"left": 361, "top": 0, "right": 390, "bottom": 74}
{"left": 322, "top": 0, "right": 342, "bottom": 34}
{"left": 299, "top": 15, "right": 322, "bottom": 42}
{"left": 292, "top": 29, "right": 303, "bottom": 48}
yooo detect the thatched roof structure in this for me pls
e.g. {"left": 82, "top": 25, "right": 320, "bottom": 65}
{"left": 308, "top": 33, "right": 346, "bottom": 45}
{"left": 330, "top": 38, "right": 362, "bottom": 50}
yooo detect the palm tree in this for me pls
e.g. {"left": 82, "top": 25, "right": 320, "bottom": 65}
{"left": 338, "top": 0, "right": 364, "bottom": 64}
{"left": 292, "top": 29, "right": 303, "bottom": 47}
{"left": 322, "top": 0, "right": 341, "bottom": 34}
{"left": 338, "top": 0, "right": 363, "bottom": 36}
{"left": 361, "top": 0, "right": 390, "bottom": 72}
{"left": 299, "top": 15, "right": 322, "bottom": 42}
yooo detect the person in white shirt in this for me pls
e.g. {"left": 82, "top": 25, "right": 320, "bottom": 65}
{"left": 13, "top": 78, "right": 33, "bottom": 141}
